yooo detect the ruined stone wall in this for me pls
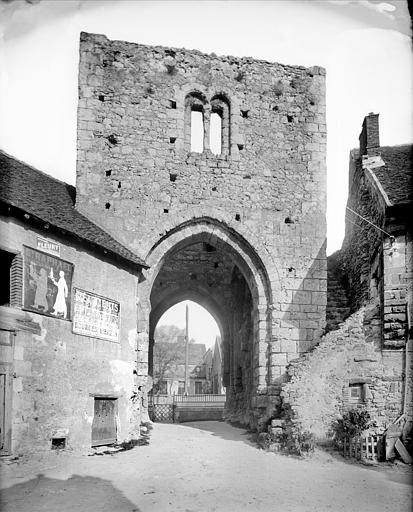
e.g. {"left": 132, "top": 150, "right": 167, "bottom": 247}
{"left": 76, "top": 32, "right": 327, "bottom": 425}
{"left": 0, "top": 216, "right": 139, "bottom": 454}
{"left": 281, "top": 302, "right": 405, "bottom": 440}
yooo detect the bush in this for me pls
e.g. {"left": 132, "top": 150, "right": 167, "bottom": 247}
{"left": 331, "top": 408, "right": 374, "bottom": 444}
{"left": 264, "top": 423, "right": 315, "bottom": 456}
{"left": 279, "top": 425, "right": 315, "bottom": 456}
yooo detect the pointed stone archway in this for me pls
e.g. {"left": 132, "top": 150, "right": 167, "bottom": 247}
{"left": 138, "top": 217, "right": 274, "bottom": 429}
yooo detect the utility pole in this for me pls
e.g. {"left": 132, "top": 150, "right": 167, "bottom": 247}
{"left": 184, "top": 303, "right": 189, "bottom": 394}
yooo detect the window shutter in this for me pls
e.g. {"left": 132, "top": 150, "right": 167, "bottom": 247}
{"left": 9, "top": 253, "right": 22, "bottom": 308}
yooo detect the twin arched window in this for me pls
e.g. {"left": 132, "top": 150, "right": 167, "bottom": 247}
{"left": 184, "top": 92, "right": 230, "bottom": 155}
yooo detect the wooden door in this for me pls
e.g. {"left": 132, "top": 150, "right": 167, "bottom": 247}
{"left": 91, "top": 398, "right": 117, "bottom": 447}
{"left": 0, "top": 365, "right": 12, "bottom": 455}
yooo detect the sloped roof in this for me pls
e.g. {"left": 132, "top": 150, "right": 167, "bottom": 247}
{"left": 372, "top": 145, "right": 413, "bottom": 206}
{"left": 0, "top": 150, "right": 147, "bottom": 268}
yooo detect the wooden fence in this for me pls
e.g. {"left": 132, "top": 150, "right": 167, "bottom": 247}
{"left": 343, "top": 435, "right": 378, "bottom": 461}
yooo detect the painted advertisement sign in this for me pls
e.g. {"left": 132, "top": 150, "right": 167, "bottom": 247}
{"left": 23, "top": 246, "right": 73, "bottom": 319}
{"left": 72, "top": 288, "right": 120, "bottom": 342}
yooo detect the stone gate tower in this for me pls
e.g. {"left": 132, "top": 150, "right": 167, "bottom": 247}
{"left": 76, "top": 32, "right": 327, "bottom": 429}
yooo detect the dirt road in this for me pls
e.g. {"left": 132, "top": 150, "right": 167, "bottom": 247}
{"left": 1, "top": 421, "right": 411, "bottom": 512}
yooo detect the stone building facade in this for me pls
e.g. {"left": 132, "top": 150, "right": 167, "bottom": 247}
{"left": 282, "top": 114, "right": 413, "bottom": 442}
{"left": 76, "top": 32, "right": 327, "bottom": 429}
{"left": 0, "top": 151, "right": 146, "bottom": 454}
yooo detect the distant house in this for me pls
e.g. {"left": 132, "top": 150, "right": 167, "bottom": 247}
{"left": 153, "top": 341, "right": 207, "bottom": 395}
{"left": 0, "top": 151, "right": 147, "bottom": 454}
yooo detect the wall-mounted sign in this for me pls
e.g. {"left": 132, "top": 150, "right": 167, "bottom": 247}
{"left": 23, "top": 246, "right": 73, "bottom": 319}
{"left": 36, "top": 237, "right": 60, "bottom": 257}
{"left": 72, "top": 288, "right": 120, "bottom": 342}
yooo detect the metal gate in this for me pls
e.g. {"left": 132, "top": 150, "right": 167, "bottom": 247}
{"left": 148, "top": 394, "right": 175, "bottom": 423}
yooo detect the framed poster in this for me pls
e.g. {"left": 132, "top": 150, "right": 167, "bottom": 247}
{"left": 23, "top": 246, "right": 74, "bottom": 320}
{"left": 72, "top": 288, "right": 120, "bottom": 342}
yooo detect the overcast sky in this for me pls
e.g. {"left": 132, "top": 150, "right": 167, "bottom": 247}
{"left": 1, "top": 0, "right": 411, "bottom": 345}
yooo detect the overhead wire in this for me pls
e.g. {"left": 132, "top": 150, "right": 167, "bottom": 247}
{"left": 255, "top": 151, "right": 393, "bottom": 242}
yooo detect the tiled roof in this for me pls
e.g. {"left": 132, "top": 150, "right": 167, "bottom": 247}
{"left": 372, "top": 145, "right": 413, "bottom": 205}
{"left": 0, "top": 150, "right": 147, "bottom": 268}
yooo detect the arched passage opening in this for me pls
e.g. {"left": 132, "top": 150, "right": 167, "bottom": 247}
{"left": 144, "top": 218, "right": 273, "bottom": 428}
{"left": 150, "top": 300, "right": 223, "bottom": 396}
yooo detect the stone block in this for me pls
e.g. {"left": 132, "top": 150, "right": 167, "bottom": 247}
{"left": 280, "top": 339, "right": 296, "bottom": 352}
{"left": 270, "top": 353, "right": 288, "bottom": 366}
{"left": 271, "top": 419, "right": 284, "bottom": 427}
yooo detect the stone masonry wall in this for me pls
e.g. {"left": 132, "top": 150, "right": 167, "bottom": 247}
{"left": 76, "top": 32, "right": 327, "bottom": 424}
{"left": 340, "top": 152, "right": 385, "bottom": 314}
{"left": 0, "top": 216, "right": 140, "bottom": 454}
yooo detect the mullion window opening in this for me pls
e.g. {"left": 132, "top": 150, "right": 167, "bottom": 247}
{"left": 190, "top": 109, "right": 204, "bottom": 153}
{"left": 210, "top": 110, "right": 222, "bottom": 155}
{"left": 211, "top": 95, "right": 230, "bottom": 156}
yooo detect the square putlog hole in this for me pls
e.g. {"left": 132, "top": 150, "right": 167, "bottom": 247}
{"left": 51, "top": 438, "right": 66, "bottom": 450}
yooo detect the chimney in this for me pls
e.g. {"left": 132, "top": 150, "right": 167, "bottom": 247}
{"left": 359, "top": 113, "right": 380, "bottom": 156}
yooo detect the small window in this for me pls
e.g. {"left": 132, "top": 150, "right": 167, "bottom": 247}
{"left": 349, "top": 383, "right": 364, "bottom": 404}
{"left": 0, "top": 249, "right": 21, "bottom": 307}
{"left": 195, "top": 381, "right": 203, "bottom": 395}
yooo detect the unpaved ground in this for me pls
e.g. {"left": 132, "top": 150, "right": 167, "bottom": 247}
{"left": 1, "top": 421, "right": 411, "bottom": 512}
